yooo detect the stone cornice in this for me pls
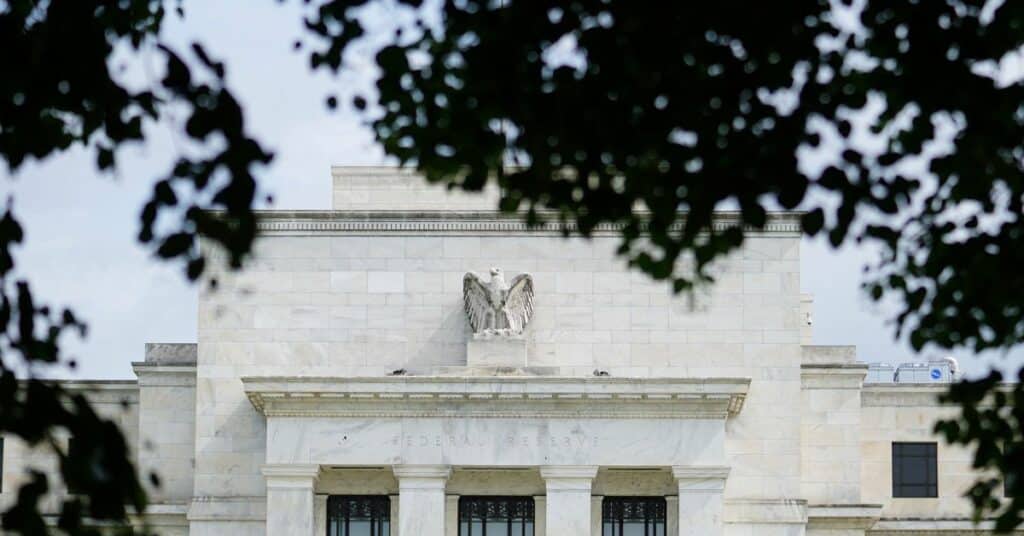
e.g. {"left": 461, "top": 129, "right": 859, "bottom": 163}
{"left": 800, "top": 364, "right": 868, "bottom": 390}
{"left": 862, "top": 385, "right": 949, "bottom": 407}
{"left": 242, "top": 376, "right": 750, "bottom": 419}
{"left": 131, "top": 363, "right": 197, "bottom": 387}
{"left": 863, "top": 383, "right": 1019, "bottom": 408}
{"left": 252, "top": 211, "right": 803, "bottom": 237}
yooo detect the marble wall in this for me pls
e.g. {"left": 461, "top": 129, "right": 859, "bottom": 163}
{"left": 0, "top": 382, "right": 140, "bottom": 515}
{"left": 860, "top": 385, "right": 977, "bottom": 519}
{"left": 192, "top": 169, "right": 805, "bottom": 532}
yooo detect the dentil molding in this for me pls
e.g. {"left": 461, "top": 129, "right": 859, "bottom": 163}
{"left": 242, "top": 376, "right": 749, "bottom": 420}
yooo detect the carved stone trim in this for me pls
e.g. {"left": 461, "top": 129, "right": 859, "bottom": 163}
{"left": 262, "top": 464, "right": 321, "bottom": 490}
{"left": 242, "top": 376, "right": 749, "bottom": 419}
{"left": 253, "top": 211, "right": 803, "bottom": 236}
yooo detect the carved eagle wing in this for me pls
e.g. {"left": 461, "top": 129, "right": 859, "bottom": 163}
{"left": 503, "top": 273, "right": 534, "bottom": 333}
{"left": 463, "top": 272, "right": 491, "bottom": 333}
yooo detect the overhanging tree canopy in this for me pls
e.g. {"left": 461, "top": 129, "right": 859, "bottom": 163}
{"left": 2, "top": 0, "right": 1024, "bottom": 532}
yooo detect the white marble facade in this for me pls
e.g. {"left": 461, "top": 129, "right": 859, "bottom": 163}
{"left": 0, "top": 167, "right": 1016, "bottom": 535}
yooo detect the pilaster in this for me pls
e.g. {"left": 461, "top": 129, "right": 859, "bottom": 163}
{"left": 540, "top": 465, "right": 598, "bottom": 536}
{"left": 672, "top": 466, "right": 729, "bottom": 536}
{"left": 393, "top": 465, "right": 451, "bottom": 536}
{"left": 262, "top": 464, "right": 320, "bottom": 536}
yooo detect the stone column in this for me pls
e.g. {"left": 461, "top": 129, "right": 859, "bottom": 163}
{"left": 533, "top": 495, "right": 546, "bottom": 535}
{"left": 262, "top": 464, "right": 320, "bottom": 536}
{"left": 540, "top": 466, "right": 598, "bottom": 536}
{"left": 390, "top": 494, "right": 400, "bottom": 536}
{"left": 314, "top": 495, "right": 327, "bottom": 536}
{"left": 590, "top": 496, "right": 603, "bottom": 535}
{"left": 672, "top": 466, "right": 729, "bottom": 536}
{"left": 445, "top": 495, "right": 459, "bottom": 536}
{"left": 393, "top": 465, "right": 451, "bottom": 536}
{"left": 665, "top": 496, "right": 679, "bottom": 536}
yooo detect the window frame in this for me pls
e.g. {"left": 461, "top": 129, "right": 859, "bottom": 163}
{"left": 892, "top": 441, "right": 938, "bottom": 498}
{"left": 601, "top": 496, "right": 667, "bottom": 536}
{"left": 326, "top": 495, "right": 391, "bottom": 536}
{"left": 458, "top": 495, "right": 535, "bottom": 536}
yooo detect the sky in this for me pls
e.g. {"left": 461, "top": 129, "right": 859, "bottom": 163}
{"left": 2, "top": 1, "right": 1021, "bottom": 380}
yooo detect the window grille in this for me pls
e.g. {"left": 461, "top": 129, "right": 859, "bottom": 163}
{"left": 602, "top": 497, "right": 667, "bottom": 536}
{"left": 458, "top": 496, "right": 535, "bottom": 536}
{"left": 892, "top": 442, "right": 938, "bottom": 498}
{"left": 327, "top": 495, "right": 391, "bottom": 536}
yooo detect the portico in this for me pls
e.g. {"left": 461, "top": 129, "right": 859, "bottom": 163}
{"left": 244, "top": 375, "right": 747, "bottom": 535}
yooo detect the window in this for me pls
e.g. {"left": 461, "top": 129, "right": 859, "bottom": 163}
{"left": 1, "top": 437, "right": 4, "bottom": 493}
{"left": 892, "top": 442, "right": 938, "bottom": 498}
{"left": 602, "top": 497, "right": 666, "bottom": 536}
{"left": 1004, "top": 442, "right": 1022, "bottom": 498}
{"left": 327, "top": 496, "right": 390, "bottom": 536}
{"left": 66, "top": 437, "right": 82, "bottom": 493}
{"left": 459, "top": 496, "right": 534, "bottom": 536}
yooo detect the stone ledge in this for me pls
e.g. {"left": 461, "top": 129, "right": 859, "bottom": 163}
{"left": 131, "top": 363, "right": 197, "bottom": 387}
{"left": 723, "top": 498, "right": 808, "bottom": 525}
{"left": 862, "top": 385, "right": 950, "bottom": 407}
{"left": 806, "top": 504, "right": 882, "bottom": 530}
{"left": 870, "top": 517, "right": 1024, "bottom": 533}
{"left": 131, "top": 503, "right": 190, "bottom": 528}
{"left": 242, "top": 376, "right": 750, "bottom": 419}
{"left": 187, "top": 496, "right": 266, "bottom": 522}
{"left": 801, "top": 363, "right": 868, "bottom": 390}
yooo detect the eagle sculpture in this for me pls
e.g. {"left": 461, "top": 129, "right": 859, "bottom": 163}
{"left": 463, "top": 268, "right": 534, "bottom": 335}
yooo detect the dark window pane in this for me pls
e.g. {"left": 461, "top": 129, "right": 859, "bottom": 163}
{"left": 327, "top": 496, "right": 390, "bottom": 536}
{"left": 892, "top": 442, "right": 938, "bottom": 498}
{"left": 602, "top": 497, "right": 667, "bottom": 536}
{"left": 66, "top": 438, "right": 82, "bottom": 494}
{"left": 458, "top": 496, "right": 534, "bottom": 536}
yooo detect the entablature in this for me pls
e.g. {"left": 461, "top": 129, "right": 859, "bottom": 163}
{"left": 242, "top": 376, "right": 749, "bottom": 419}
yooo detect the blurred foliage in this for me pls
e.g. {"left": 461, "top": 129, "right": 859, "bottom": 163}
{"left": 3, "top": 0, "right": 1024, "bottom": 532}
{"left": 0, "top": 0, "right": 270, "bottom": 533}
{"left": 302, "top": 0, "right": 1024, "bottom": 529}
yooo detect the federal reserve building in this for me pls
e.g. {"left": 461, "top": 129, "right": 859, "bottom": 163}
{"left": 0, "top": 167, "right": 1013, "bottom": 535}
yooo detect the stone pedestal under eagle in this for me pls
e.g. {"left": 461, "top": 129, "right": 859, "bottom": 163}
{"left": 463, "top": 268, "right": 535, "bottom": 335}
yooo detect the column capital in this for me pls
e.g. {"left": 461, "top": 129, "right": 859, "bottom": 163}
{"left": 671, "top": 465, "right": 730, "bottom": 481}
{"left": 672, "top": 465, "right": 730, "bottom": 493}
{"left": 262, "top": 464, "right": 320, "bottom": 489}
{"left": 540, "top": 465, "right": 599, "bottom": 481}
{"left": 394, "top": 464, "right": 452, "bottom": 491}
{"left": 393, "top": 464, "right": 452, "bottom": 480}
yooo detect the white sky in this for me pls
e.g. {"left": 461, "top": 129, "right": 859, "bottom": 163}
{"left": 2, "top": 1, "right": 1020, "bottom": 379}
